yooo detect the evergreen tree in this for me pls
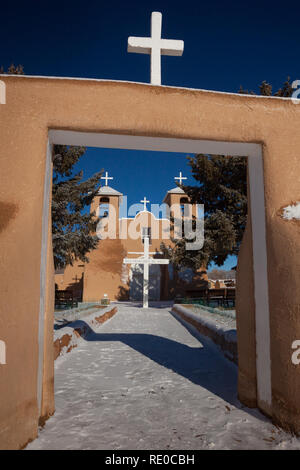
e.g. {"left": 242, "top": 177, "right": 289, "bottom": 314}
{"left": 259, "top": 80, "right": 272, "bottom": 96}
{"left": 0, "top": 65, "right": 104, "bottom": 269}
{"left": 239, "top": 76, "right": 293, "bottom": 97}
{"left": 161, "top": 156, "right": 246, "bottom": 270}
{"left": 52, "top": 145, "right": 102, "bottom": 269}
{"left": 0, "top": 63, "right": 24, "bottom": 74}
{"left": 165, "top": 77, "right": 294, "bottom": 270}
{"left": 273, "top": 76, "right": 293, "bottom": 97}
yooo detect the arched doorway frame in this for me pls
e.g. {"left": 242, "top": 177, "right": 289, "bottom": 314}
{"left": 38, "top": 131, "right": 270, "bottom": 415}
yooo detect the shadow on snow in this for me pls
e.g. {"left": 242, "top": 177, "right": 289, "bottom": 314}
{"left": 69, "top": 316, "right": 268, "bottom": 424}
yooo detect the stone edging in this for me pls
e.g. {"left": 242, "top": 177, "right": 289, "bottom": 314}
{"left": 54, "top": 306, "right": 117, "bottom": 360}
{"left": 172, "top": 304, "right": 238, "bottom": 364}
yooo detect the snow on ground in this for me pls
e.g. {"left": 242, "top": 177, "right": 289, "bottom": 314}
{"left": 27, "top": 302, "right": 300, "bottom": 450}
{"left": 282, "top": 201, "right": 300, "bottom": 220}
{"left": 179, "top": 304, "right": 236, "bottom": 331}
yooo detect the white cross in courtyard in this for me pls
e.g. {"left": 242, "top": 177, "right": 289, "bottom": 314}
{"left": 101, "top": 171, "right": 113, "bottom": 186}
{"left": 128, "top": 11, "right": 184, "bottom": 86}
{"left": 140, "top": 196, "right": 150, "bottom": 211}
{"left": 175, "top": 171, "right": 187, "bottom": 186}
{"left": 123, "top": 236, "right": 169, "bottom": 308}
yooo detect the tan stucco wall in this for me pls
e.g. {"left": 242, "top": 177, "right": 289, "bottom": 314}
{"left": 236, "top": 208, "right": 257, "bottom": 409}
{"left": 55, "top": 263, "right": 84, "bottom": 298}
{"left": 0, "top": 76, "right": 300, "bottom": 447}
{"left": 83, "top": 238, "right": 128, "bottom": 301}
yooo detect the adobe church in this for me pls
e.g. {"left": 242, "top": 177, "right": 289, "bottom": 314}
{"left": 55, "top": 172, "right": 207, "bottom": 302}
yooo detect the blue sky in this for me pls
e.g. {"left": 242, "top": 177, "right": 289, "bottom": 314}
{"left": 2, "top": 0, "right": 298, "bottom": 271}
{"left": 74, "top": 148, "right": 193, "bottom": 215}
{"left": 1, "top": 0, "right": 299, "bottom": 91}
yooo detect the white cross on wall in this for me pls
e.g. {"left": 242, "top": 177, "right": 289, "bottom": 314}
{"left": 123, "top": 236, "right": 169, "bottom": 308}
{"left": 128, "top": 11, "right": 184, "bottom": 86}
{"left": 140, "top": 197, "right": 150, "bottom": 211}
{"left": 175, "top": 171, "right": 187, "bottom": 186}
{"left": 101, "top": 171, "right": 113, "bottom": 186}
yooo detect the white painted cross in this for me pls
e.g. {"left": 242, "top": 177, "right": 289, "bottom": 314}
{"left": 128, "top": 11, "right": 184, "bottom": 86}
{"left": 140, "top": 196, "right": 150, "bottom": 211}
{"left": 123, "top": 236, "right": 169, "bottom": 308}
{"left": 101, "top": 171, "right": 113, "bottom": 186}
{"left": 175, "top": 171, "right": 187, "bottom": 185}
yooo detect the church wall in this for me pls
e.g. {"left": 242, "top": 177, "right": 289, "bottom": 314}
{"left": 55, "top": 263, "right": 85, "bottom": 300}
{"left": 91, "top": 193, "right": 120, "bottom": 224}
{"left": 83, "top": 213, "right": 173, "bottom": 301}
{"left": 83, "top": 239, "right": 128, "bottom": 301}
{"left": 55, "top": 206, "right": 205, "bottom": 302}
{"left": 82, "top": 210, "right": 205, "bottom": 302}
{"left": 0, "top": 76, "right": 300, "bottom": 445}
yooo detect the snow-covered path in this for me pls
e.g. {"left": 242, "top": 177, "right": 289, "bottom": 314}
{"left": 27, "top": 303, "right": 300, "bottom": 450}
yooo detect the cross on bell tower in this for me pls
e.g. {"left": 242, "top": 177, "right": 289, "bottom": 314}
{"left": 174, "top": 171, "right": 187, "bottom": 186}
{"left": 140, "top": 196, "right": 150, "bottom": 211}
{"left": 101, "top": 171, "right": 113, "bottom": 186}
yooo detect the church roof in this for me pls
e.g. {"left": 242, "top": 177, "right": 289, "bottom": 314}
{"left": 166, "top": 186, "right": 186, "bottom": 194}
{"left": 162, "top": 186, "right": 185, "bottom": 203}
{"left": 97, "top": 185, "right": 123, "bottom": 197}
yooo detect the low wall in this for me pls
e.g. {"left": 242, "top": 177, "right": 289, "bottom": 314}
{"left": 172, "top": 304, "right": 238, "bottom": 364}
{"left": 54, "top": 305, "right": 117, "bottom": 360}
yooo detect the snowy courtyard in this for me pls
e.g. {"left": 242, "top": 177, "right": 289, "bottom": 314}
{"left": 27, "top": 303, "right": 300, "bottom": 450}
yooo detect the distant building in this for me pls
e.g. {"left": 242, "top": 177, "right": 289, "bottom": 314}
{"left": 55, "top": 175, "right": 207, "bottom": 302}
{"left": 207, "top": 270, "right": 236, "bottom": 289}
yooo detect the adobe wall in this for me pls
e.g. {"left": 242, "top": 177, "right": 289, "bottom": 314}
{"left": 236, "top": 190, "right": 257, "bottom": 408}
{"left": 0, "top": 76, "right": 300, "bottom": 447}
{"left": 83, "top": 212, "right": 172, "bottom": 302}
{"left": 83, "top": 238, "right": 128, "bottom": 301}
{"left": 55, "top": 263, "right": 84, "bottom": 298}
